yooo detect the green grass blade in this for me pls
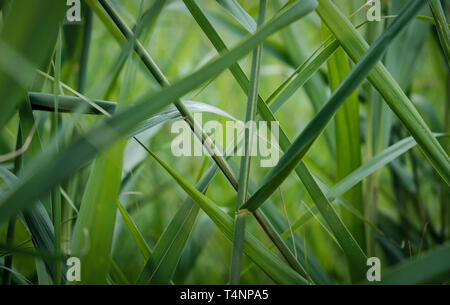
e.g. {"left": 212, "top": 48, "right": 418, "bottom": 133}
{"left": 417, "top": 15, "right": 450, "bottom": 28}
{"left": 109, "top": 259, "right": 130, "bottom": 285}
{"left": 173, "top": 217, "right": 214, "bottom": 284}
{"left": 366, "top": 0, "right": 432, "bottom": 256}
{"left": 70, "top": 141, "right": 125, "bottom": 284}
{"left": 97, "top": 0, "right": 241, "bottom": 188}
{"left": 29, "top": 92, "right": 116, "bottom": 115}
{"left": 293, "top": 164, "right": 366, "bottom": 281}
{"left": 259, "top": 203, "right": 330, "bottom": 284}
{"left": 118, "top": 201, "right": 152, "bottom": 262}
{"left": 28, "top": 92, "right": 241, "bottom": 139}
{"left": 77, "top": 4, "right": 93, "bottom": 93}
{"left": 14, "top": 98, "right": 65, "bottom": 283}
{"left": 216, "top": 0, "right": 257, "bottom": 33}
{"left": 136, "top": 201, "right": 198, "bottom": 284}
{"left": 266, "top": 18, "right": 379, "bottom": 113}
{"left": 51, "top": 27, "right": 63, "bottom": 286}
{"left": 0, "top": 266, "right": 32, "bottom": 285}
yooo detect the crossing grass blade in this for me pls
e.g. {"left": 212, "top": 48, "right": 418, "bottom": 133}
{"left": 140, "top": 146, "right": 309, "bottom": 285}
{"left": 136, "top": 160, "right": 220, "bottom": 284}
{"left": 239, "top": 0, "right": 430, "bottom": 280}
{"left": 136, "top": 199, "right": 199, "bottom": 284}
{"left": 316, "top": 0, "right": 450, "bottom": 185}
{"left": 206, "top": 11, "right": 295, "bottom": 66}
{"left": 274, "top": 0, "right": 335, "bottom": 156}
{"left": 184, "top": 0, "right": 366, "bottom": 281}
{"left": 8, "top": 96, "right": 66, "bottom": 283}
{"left": 365, "top": 0, "right": 432, "bottom": 257}
{"left": 69, "top": 34, "right": 138, "bottom": 284}
{"left": 222, "top": 0, "right": 335, "bottom": 155}
{"left": 1, "top": 0, "right": 448, "bottom": 286}
{"left": 0, "top": 167, "right": 63, "bottom": 283}
{"left": 27, "top": 92, "right": 242, "bottom": 139}
{"left": 2, "top": 1, "right": 320, "bottom": 278}
{"left": 0, "top": 0, "right": 316, "bottom": 232}
{"left": 96, "top": 0, "right": 317, "bottom": 196}
{"left": 287, "top": 133, "right": 448, "bottom": 239}
{"left": 267, "top": 38, "right": 339, "bottom": 113}
{"left": 184, "top": 0, "right": 325, "bottom": 279}
{"left": 241, "top": 0, "right": 431, "bottom": 214}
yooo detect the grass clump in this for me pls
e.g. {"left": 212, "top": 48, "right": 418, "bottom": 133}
{"left": 0, "top": 0, "right": 449, "bottom": 285}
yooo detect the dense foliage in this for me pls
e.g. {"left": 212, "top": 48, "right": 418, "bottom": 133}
{"left": 0, "top": 0, "right": 449, "bottom": 285}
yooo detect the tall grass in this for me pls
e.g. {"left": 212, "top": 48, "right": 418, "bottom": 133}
{"left": 0, "top": 0, "right": 449, "bottom": 285}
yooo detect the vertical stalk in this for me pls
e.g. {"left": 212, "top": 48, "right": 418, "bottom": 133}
{"left": 229, "top": 0, "right": 266, "bottom": 284}
{"left": 429, "top": 0, "right": 450, "bottom": 66}
{"left": 97, "top": 0, "right": 237, "bottom": 186}
{"left": 429, "top": 0, "right": 450, "bottom": 239}
{"left": 77, "top": 3, "right": 93, "bottom": 93}
{"left": 364, "top": 19, "right": 384, "bottom": 257}
{"left": 442, "top": 73, "right": 450, "bottom": 239}
{"left": 2, "top": 217, "right": 16, "bottom": 285}
{"left": 52, "top": 27, "right": 62, "bottom": 285}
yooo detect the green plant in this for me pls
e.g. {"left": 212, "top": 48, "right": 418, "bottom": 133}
{"left": 0, "top": 0, "right": 449, "bottom": 286}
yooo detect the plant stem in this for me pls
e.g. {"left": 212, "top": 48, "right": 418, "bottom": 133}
{"left": 430, "top": 0, "right": 450, "bottom": 67}
{"left": 52, "top": 27, "right": 62, "bottom": 285}
{"left": 230, "top": 0, "right": 266, "bottom": 285}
